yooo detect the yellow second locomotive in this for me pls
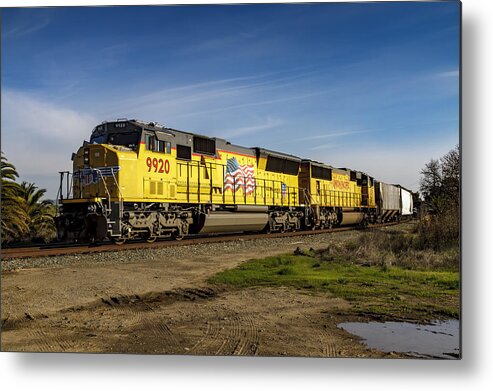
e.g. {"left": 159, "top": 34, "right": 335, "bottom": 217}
{"left": 56, "top": 119, "right": 379, "bottom": 243}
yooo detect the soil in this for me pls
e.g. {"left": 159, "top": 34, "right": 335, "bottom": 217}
{"left": 1, "top": 231, "right": 406, "bottom": 357}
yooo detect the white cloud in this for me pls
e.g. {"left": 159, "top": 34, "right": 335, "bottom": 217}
{"left": 435, "top": 70, "right": 459, "bottom": 78}
{"left": 175, "top": 89, "right": 334, "bottom": 119}
{"left": 217, "top": 117, "right": 284, "bottom": 139}
{"left": 3, "top": 15, "right": 51, "bottom": 38}
{"left": 294, "top": 129, "right": 373, "bottom": 142}
{"left": 101, "top": 70, "right": 322, "bottom": 121}
{"left": 1, "top": 89, "right": 97, "bottom": 193}
{"left": 3, "top": 89, "right": 96, "bottom": 143}
{"left": 310, "top": 143, "right": 340, "bottom": 151}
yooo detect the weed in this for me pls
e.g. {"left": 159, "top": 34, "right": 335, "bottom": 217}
{"left": 277, "top": 267, "right": 295, "bottom": 276}
{"left": 209, "top": 222, "right": 459, "bottom": 321}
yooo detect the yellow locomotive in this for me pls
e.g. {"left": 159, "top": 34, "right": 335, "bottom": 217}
{"left": 56, "top": 119, "right": 379, "bottom": 243}
{"left": 299, "top": 160, "right": 376, "bottom": 228}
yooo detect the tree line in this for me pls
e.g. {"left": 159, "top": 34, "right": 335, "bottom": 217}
{"left": 1, "top": 153, "right": 57, "bottom": 244}
{"left": 417, "top": 144, "right": 460, "bottom": 250}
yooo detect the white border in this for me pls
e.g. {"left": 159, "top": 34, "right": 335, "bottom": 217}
{"left": 2, "top": 0, "right": 492, "bottom": 390}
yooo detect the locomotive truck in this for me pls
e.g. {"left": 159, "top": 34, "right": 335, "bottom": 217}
{"left": 55, "top": 119, "right": 411, "bottom": 243}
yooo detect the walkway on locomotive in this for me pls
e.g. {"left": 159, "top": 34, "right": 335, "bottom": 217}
{"left": 140, "top": 124, "right": 303, "bottom": 207}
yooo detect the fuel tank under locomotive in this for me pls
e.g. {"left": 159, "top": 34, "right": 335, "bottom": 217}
{"left": 339, "top": 208, "right": 365, "bottom": 226}
{"left": 195, "top": 205, "right": 269, "bottom": 234}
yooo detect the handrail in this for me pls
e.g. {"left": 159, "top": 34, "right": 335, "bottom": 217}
{"left": 93, "top": 168, "right": 112, "bottom": 216}
{"left": 110, "top": 169, "right": 124, "bottom": 220}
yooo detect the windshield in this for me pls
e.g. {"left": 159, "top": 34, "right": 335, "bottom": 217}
{"left": 108, "top": 132, "right": 140, "bottom": 148}
{"left": 91, "top": 134, "right": 107, "bottom": 144}
{"left": 90, "top": 131, "right": 140, "bottom": 149}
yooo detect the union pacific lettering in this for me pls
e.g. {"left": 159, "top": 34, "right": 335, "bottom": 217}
{"left": 332, "top": 179, "right": 350, "bottom": 190}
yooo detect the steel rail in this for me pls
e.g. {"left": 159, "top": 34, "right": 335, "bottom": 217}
{"left": 1, "top": 222, "right": 401, "bottom": 260}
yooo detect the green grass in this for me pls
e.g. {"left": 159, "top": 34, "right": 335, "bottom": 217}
{"left": 209, "top": 253, "right": 460, "bottom": 320}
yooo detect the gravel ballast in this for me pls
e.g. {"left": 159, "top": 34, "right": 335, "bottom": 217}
{"left": 1, "top": 230, "right": 363, "bottom": 272}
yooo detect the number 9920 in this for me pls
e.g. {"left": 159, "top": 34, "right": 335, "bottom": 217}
{"left": 146, "top": 157, "right": 170, "bottom": 174}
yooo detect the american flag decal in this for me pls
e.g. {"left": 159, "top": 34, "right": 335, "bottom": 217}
{"left": 224, "top": 157, "right": 255, "bottom": 194}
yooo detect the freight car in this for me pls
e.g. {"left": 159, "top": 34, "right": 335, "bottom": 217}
{"left": 55, "top": 119, "right": 409, "bottom": 243}
{"left": 399, "top": 186, "right": 414, "bottom": 220}
{"left": 375, "top": 182, "right": 414, "bottom": 222}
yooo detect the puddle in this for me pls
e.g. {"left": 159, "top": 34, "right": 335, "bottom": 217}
{"left": 338, "top": 320, "right": 460, "bottom": 359}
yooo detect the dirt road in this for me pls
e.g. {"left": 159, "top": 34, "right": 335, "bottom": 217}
{"left": 1, "top": 231, "right": 397, "bottom": 357}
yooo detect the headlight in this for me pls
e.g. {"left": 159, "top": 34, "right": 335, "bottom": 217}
{"left": 84, "top": 148, "right": 90, "bottom": 164}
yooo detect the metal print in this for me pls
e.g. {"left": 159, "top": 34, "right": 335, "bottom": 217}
{"left": 1, "top": 1, "right": 461, "bottom": 359}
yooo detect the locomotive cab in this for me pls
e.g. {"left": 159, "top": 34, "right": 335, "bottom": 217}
{"left": 56, "top": 120, "right": 193, "bottom": 243}
{"left": 57, "top": 120, "right": 142, "bottom": 242}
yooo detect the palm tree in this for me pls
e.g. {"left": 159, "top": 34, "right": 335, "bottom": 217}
{"left": 1, "top": 153, "right": 29, "bottom": 242}
{"left": 18, "top": 181, "right": 56, "bottom": 242}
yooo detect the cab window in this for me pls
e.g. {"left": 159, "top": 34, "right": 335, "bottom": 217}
{"left": 147, "top": 136, "right": 171, "bottom": 154}
{"left": 146, "top": 134, "right": 155, "bottom": 151}
{"left": 156, "top": 139, "right": 165, "bottom": 153}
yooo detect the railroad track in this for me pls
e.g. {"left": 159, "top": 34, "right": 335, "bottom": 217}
{"left": 1, "top": 222, "right": 400, "bottom": 260}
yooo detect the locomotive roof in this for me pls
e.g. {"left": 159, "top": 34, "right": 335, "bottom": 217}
{"left": 126, "top": 119, "right": 256, "bottom": 156}
{"left": 254, "top": 147, "right": 302, "bottom": 162}
{"left": 101, "top": 121, "right": 305, "bottom": 160}
{"left": 301, "top": 159, "right": 348, "bottom": 175}
{"left": 338, "top": 166, "right": 375, "bottom": 179}
{"left": 99, "top": 120, "right": 380, "bottom": 180}
{"left": 129, "top": 119, "right": 195, "bottom": 137}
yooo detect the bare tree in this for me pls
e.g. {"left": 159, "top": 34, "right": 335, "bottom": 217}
{"left": 417, "top": 145, "right": 460, "bottom": 251}
{"left": 440, "top": 145, "right": 460, "bottom": 208}
{"left": 419, "top": 145, "right": 460, "bottom": 214}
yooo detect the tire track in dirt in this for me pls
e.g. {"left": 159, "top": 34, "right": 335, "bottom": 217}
{"left": 100, "top": 294, "right": 147, "bottom": 329}
{"left": 144, "top": 287, "right": 217, "bottom": 354}
{"left": 3, "top": 313, "right": 77, "bottom": 353}
{"left": 99, "top": 294, "right": 182, "bottom": 352}
{"left": 26, "top": 329, "right": 51, "bottom": 352}
{"left": 144, "top": 317, "right": 182, "bottom": 353}
{"left": 213, "top": 313, "right": 259, "bottom": 356}
{"left": 318, "top": 327, "right": 339, "bottom": 357}
{"left": 26, "top": 328, "right": 76, "bottom": 352}
{"left": 302, "top": 313, "right": 339, "bottom": 357}
{"left": 98, "top": 288, "right": 218, "bottom": 354}
{"left": 214, "top": 315, "right": 237, "bottom": 355}
{"left": 232, "top": 314, "right": 259, "bottom": 356}
{"left": 188, "top": 316, "right": 222, "bottom": 354}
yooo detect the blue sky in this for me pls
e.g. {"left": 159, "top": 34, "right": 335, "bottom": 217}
{"left": 1, "top": 2, "right": 460, "bottom": 198}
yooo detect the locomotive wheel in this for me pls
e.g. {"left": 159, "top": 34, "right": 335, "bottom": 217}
{"left": 113, "top": 237, "right": 126, "bottom": 245}
{"left": 173, "top": 232, "right": 184, "bottom": 241}
{"left": 173, "top": 220, "right": 188, "bottom": 240}
{"left": 143, "top": 231, "right": 157, "bottom": 243}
